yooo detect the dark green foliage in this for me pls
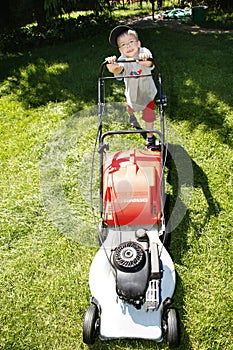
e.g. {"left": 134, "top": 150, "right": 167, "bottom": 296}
{"left": 0, "top": 14, "right": 116, "bottom": 54}
{"left": 0, "top": 0, "right": 35, "bottom": 30}
{"left": 186, "top": 0, "right": 233, "bottom": 11}
{"left": 0, "top": 0, "right": 110, "bottom": 31}
{"left": 208, "top": 0, "right": 232, "bottom": 11}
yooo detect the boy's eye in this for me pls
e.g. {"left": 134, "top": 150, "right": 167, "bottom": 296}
{"left": 119, "top": 40, "right": 137, "bottom": 48}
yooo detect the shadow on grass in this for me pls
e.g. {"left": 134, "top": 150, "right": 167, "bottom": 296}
{"left": 0, "top": 35, "right": 109, "bottom": 109}
{"left": 0, "top": 55, "right": 96, "bottom": 109}
{"left": 166, "top": 143, "right": 221, "bottom": 263}
{"left": 163, "top": 143, "right": 221, "bottom": 349}
{"left": 158, "top": 30, "right": 233, "bottom": 148}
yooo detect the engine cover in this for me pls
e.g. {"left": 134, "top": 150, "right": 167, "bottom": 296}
{"left": 112, "top": 241, "right": 150, "bottom": 308}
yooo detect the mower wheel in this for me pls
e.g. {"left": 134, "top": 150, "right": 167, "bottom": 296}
{"left": 83, "top": 303, "right": 99, "bottom": 345}
{"left": 166, "top": 308, "right": 179, "bottom": 348}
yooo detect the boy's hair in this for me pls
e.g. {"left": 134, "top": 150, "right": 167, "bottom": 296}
{"left": 109, "top": 25, "right": 138, "bottom": 47}
{"left": 117, "top": 29, "right": 138, "bottom": 46}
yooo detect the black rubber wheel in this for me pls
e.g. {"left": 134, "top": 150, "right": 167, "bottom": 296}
{"left": 83, "top": 303, "right": 99, "bottom": 345}
{"left": 166, "top": 308, "right": 179, "bottom": 348}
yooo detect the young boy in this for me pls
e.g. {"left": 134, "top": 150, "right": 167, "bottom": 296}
{"left": 105, "top": 25, "right": 157, "bottom": 151}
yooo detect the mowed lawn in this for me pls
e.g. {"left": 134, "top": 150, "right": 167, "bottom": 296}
{"left": 0, "top": 22, "right": 232, "bottom": 350}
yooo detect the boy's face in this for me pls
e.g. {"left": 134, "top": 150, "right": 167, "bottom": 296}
{"left": 117, "top": 33, "right": 141, "bottom": 58}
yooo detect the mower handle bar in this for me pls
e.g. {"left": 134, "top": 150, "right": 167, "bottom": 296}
{"left": 99, "top": 57, "right": 161, "bottom": 78}
{"left": 100, "top": 129, "right": 162, "bottom": 145}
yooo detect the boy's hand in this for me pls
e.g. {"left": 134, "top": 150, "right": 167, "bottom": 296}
{"left": 105, "top": 55, "right": 117, "bottom": 64}
{"left": 105, "top": 56, "right": 123, "bottom": 74}
{"left": 137, "top": 53, "right": 153, "bottom": 67}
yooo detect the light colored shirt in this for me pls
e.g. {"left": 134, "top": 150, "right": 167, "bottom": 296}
{"left": 115, "top": 47, "right": 157, "bottom": 111}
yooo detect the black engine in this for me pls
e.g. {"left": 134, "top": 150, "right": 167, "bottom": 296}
{"left": 112, "top": 241, "right": 150, "bottom": 309}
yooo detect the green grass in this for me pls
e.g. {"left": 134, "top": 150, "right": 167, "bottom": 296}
{"left": 0, "top": 17, "right": 233, "bottom": 350}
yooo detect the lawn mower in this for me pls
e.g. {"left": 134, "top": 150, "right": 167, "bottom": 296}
{"left": 82, "top": 58, "right": 179, "bottom": 348}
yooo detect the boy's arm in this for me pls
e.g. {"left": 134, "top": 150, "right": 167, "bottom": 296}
{"left": 138, "top": 60, "right": 153, "bottom": 68}
{"left": 137, "top": 50, "right": 154, "bottom": 67}
{"left": 105, "top": 55, "right": 124, "bottom": 74}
